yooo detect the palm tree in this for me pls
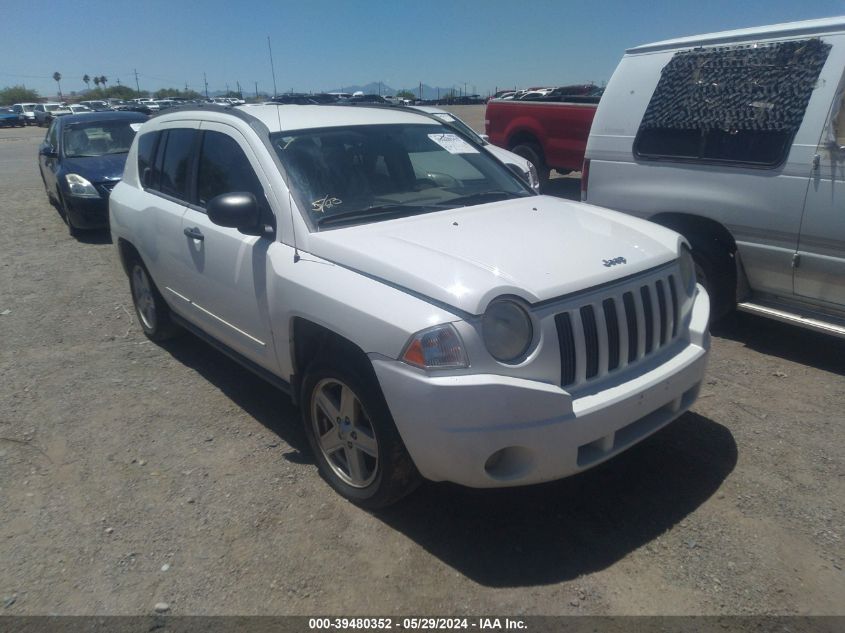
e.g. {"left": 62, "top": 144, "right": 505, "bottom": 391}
{"left": 100, "top": 75, "right": 108, "bottom": 90}
{"left": 52, "top": 72, "right": 62, "bottom": 99}
{"left": 83, "top": 74, "right": 90, "bottom": 91}
{"left": 94, "top": 77, "right": 101, "bottom": 90}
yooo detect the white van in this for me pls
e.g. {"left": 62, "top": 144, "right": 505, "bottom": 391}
{"left": 584, "top": 17, "right": 845, "bottom": 337}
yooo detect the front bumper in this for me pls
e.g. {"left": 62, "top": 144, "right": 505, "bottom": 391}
{"left": 63, "top": 193, "right": 109, "bottom": 229}
{"left": 372, "top": 286, "right": 710, "bottom": 488}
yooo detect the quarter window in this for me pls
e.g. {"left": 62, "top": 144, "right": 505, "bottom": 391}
{"left": 137, "top": 132, "right": 159, "bottom": 187}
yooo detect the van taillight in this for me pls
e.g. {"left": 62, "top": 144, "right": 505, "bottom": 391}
{"left": 580, "top": 159, "right": 590, "bottom": 201}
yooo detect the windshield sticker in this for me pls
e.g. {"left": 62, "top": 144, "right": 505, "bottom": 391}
{"left": 428, "top": 133, "right": 478, "bottom": 154}
{"left": 312, "top": 195, "right": 342, "bottom": 214}
{"left": 129, "top": 123, "right": 143, "bottom": 132}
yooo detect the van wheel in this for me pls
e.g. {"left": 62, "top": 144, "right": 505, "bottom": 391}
{"left": 688, "top": 238, "right": 735, "bottom": 321}
{"left": 510, "top": 143, "right": 550, "bottom": 190}
{"left": 126, "top": 255, "right": 181, "bottom": 341}
{"left": 301, "top": 355, "right": 421, "bottom": 509}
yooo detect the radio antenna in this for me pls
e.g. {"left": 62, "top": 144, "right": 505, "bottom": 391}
{"left": 288, "top": 189, "right": 300, "bottom": 263}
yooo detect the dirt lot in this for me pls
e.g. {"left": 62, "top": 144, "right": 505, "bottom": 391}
{"left": 1, "top": 117, "right": 843, "bottom": 616}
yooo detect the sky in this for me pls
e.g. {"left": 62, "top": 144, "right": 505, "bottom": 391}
{"left": 2, "top": 0, "right": 845, "bottom": 97}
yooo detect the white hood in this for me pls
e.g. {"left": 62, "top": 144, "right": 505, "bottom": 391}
{"left": 306, "top": 196, "right": 682, "bottom": 315}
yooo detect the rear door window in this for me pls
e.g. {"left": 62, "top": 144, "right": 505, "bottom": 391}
{"left": 634, "top": 38, "right": 831, "bottom": 167}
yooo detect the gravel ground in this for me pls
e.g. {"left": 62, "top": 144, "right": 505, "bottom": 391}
{"left": 1, "top": 119, "right": 843, "bottom": 616}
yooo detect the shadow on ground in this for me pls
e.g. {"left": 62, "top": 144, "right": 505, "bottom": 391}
{"left": 544, "top": 174, "right": 581, "bottom": 201}
{"left": 159, "top": 334, "right": 307, "bottom": 453}
{"left": 74, "top": 228, "right": 113, "bottom": 245}
{"left": 713, "top": 311, "right": 845, "bottom": 377}
{"left": 376, "top": 412, "right": 735, "bottom": 587}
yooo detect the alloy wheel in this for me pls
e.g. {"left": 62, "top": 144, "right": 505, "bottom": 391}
{"left": 310, "top": 378, "right": 379, "bottom": 488}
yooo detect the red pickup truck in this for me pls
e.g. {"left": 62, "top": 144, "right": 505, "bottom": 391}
{"left": 485, "top": 88, "right": 601, "bottom": 190}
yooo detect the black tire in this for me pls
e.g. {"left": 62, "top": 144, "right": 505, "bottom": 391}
{"left": 301, "top": 355, "right": 421, "bottom": 509}
{"left": 688, "top": 237, "right": 736, "bottom": 321}
{"left": 510, "top": 142, "right": 550, "bottom": 191}
{"left": 55, "top": 193, "right": 81, "bottom": 238}
{"left": 125, "top": 253, "right": 181, "bottom": 341}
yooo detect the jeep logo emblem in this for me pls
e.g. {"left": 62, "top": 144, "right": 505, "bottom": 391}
{"left": 603, "top": 256, "right": 627, "bottom": 267}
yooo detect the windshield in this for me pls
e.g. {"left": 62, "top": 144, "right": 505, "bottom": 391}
{"left": 273, "top": 123, "right": 531, "bottom": 228}
{"left": 62, "top": 120, "right": 138, "bottom": 158}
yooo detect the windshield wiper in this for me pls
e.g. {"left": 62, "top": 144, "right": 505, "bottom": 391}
{"left": 316, "top": 203, "right": 429, "bottom": 227}
{"left": 428, "top": 190, "right": 528, "bottom": 208}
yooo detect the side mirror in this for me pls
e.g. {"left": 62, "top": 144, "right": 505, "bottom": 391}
{"left": 478, "top": 133, "right": 490, "bottom": 142}
{"left": 506, "top": 162, "right": 529, "bottom": 183}
{"left": 39, "top": 145, "right": 57, "bottom": 158}
{"left": 207, "top": 192, "right": 262, "bottom": 234}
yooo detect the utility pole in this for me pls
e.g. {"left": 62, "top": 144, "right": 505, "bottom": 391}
{"left": 185, "top": 81, "right": 188, "bottom": 92}
{"left": 268, "top": 36, "right": 278, "bottom": 97}
{"left": 226, "top": 82, "right": 230, "bottom": 95}
{"left": 419, "top": 81, "right": 422, "bottom": 101}
{"left": 236, "top": 80, "right": 241, "bottom": 98}
{"left": 133, "top": 68, "right": 140, "bottom": 94}
{"left": 464, "top": 82, "right": 467, "bottom": 97}
{"left": 203, "top": 72, "right": 209, "bottom": 98}
{"left": 254, "top": 81, "right": 258, "bottom": 99}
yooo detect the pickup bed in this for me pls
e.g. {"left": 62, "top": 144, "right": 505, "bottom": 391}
{"left": 485, "top": 95, "right": 599, "bottom": 187}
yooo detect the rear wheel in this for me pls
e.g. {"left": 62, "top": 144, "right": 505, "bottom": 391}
{"left": 510, "top": 142, "right": 550, "bottom": 191}
{"left": 301, "top": 355, "right": 421, "bottom": 509}
{"left": 126, "top": 255, "right": 181, "bottom": 341}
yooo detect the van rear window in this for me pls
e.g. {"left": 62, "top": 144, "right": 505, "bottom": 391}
{"left": 634, "top": 38, "right": 831, "bottom": 167}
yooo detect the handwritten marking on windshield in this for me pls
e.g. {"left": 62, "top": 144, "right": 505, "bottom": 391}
{"left": 312, "top": 195, "right": 342, "bottom": 214}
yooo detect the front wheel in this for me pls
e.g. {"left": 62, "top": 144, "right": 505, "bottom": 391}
{"left": 301, "top": 358, "right": 421, "bottom": 509}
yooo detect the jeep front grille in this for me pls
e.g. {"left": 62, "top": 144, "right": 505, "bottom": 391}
{"left": 555, "top": 272, "right": 682, "bottom": 388}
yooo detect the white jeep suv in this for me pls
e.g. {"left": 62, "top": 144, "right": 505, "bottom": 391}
{"left": 110, "top": 104, "right": 710, "bottom": 507}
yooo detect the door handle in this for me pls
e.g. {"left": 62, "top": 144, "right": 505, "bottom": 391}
{"left": 183, "top": 226, "right": 204, "bottom": 241}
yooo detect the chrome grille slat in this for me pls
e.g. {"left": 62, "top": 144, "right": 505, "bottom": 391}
{"left": 555, "top": 269, "right": 683, "bottom": 390}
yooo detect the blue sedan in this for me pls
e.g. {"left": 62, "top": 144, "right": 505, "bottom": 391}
{"left": 38, "top": 111, "right": 148, "bottom": 236}
{"left": 0, "top": 107, "right": 26, "bottom": 127}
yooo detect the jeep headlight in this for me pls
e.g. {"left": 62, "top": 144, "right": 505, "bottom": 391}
{"left": 65, "top": 174, "right": 100, "bottom": 198}
{"left": 679, "top": 246, "right": 696, "bottom": 295}
{"left": 482, "top": 299, "right": 533, "bottom": 363}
